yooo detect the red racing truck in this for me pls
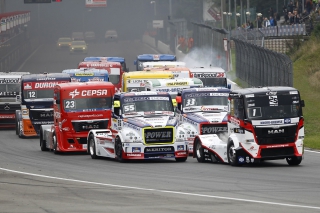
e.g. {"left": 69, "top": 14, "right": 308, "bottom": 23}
{"left": 39, "top": 81, "right": 115, "bottom": 153}
{"left": 78, "top": 61, "right": 122, "bottom": 92}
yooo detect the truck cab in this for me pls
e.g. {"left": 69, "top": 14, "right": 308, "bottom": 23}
{"left": 193, "top": 86, "right": 305, "bottom": 166}
{"left": 189, "top": 66, "right": 231, "bottom": 89}
{"left": 0, "top": 71, "right": 29, "bottom": 128}
{"left": 86, "top": 91, "right": 188, "bottom": 162}
{"left": 39, "top": 81, "right": 115, "bottom": 153}
{"left": 134, "top": 54, "right": 176, "bottom": 71}
{"left": 16, "top": 73, "right": 71, "bottom": 138}
{"left": 175, "top": 87, "right": 230, "bottom": 154}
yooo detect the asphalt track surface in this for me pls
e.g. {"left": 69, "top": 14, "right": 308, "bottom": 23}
{"left": 1, "top": 40, "right": 320, "bottom": 213}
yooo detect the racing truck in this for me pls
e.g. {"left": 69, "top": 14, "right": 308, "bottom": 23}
{"left": 39, "top": 82, "right": 115, "bottom": 153}
{"left": 0, "top": 71, "right": 30, "bottom": 128}
{"left": 189, "top": 66, "right": 231, "bottom": 89}
{"left": 78, "top": 61, "right": 122, "bottom": 91}
{"left": 62, "top": 68, "right": 109, "bottom": 82}
{"left": 87, "top": 91, "right": 188, "bottom": 162}
{"left": 15, "top": 73, "right": 71, "bottom": 138}
{"left": 83, "top": 56, "right": 129, "bottom": 72}
{"left": 175, "top": 87, "right": 230, "bottom": 155}
{"left": 144, "top": 78, "right": 203, "bottom": 107}
{"left": 134, "top": 54, "right": 176, "bottom": 71}
{"left": 193, "top": 86, "right": 305, "bottom": 166}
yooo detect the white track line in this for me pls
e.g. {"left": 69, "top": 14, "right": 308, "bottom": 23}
{"left": 0, "top": 167, "right": 319, "bottom": 210}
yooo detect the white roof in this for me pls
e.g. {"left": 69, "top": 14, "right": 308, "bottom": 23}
{"left": 189, "top": 67, "right": 226, "bottom": 73}
{"left": 142, "top": 61, "right": 186, "bottom": 68}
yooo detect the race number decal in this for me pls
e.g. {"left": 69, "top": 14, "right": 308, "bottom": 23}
{"left": 186, "top": 98, "right": 196, "bottom": 106}
{"left": 247, "top": 107, "right": 262, "bottom": 118}
{"left": 123, "top": 104, "right": 136, "bottom": 112}
{"left": 64, "top": 100, "right": 76, "bottom": 109}
{"left": 27, "top": 91, "right": 37, "bottom": 99}
{"left": 269, "top": 96, "right": 278, "bottom": 106}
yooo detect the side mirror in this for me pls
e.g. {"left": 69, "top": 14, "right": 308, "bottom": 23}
{"left": 56, "top": 99, "right": 60, "bottom": 104}
{"left": 176, "top": 96, "right": 182, "bottom": 104}
{"left": 134, "top": 60, "right": 137, "bottom": 65}
{"left": 228, "top": 84, "right": 231, "bottom": 89}
{"left": 300, "top": 100, "right": 305, "bottom": 107}
{"left": 114, "top": 100, "right": 120, "bottom": 108}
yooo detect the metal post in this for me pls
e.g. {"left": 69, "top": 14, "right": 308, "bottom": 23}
{"left": 234, "top": 0, "right": 237, "bottom": 30}
{"left": 221, "top": 0, "right": 224, "bottom": 29}
{"left": 302, "top": 0, "right": 304, "bottom": 14}
{"left": 169, "top": 0, "right": 172, "bottom": 18}
{"left": 154, "top": 1, "right": 157, "bottom": 17}
{"left": 240, "top": 0, "right": 243, "bottom": 27}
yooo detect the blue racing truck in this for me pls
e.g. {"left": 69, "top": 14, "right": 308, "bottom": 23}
{"left": 62, "top": 68, "right": 109, "bottom": 82}
{"left": 134, "top": 54, "right": 176, "bottom": 71}
{"left": 15, "top": 73, "right": 71, "bottom": 138}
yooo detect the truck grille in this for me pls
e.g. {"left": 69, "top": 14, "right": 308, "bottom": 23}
{"left": 0, "top": 104, "right": 20, "bottom": 114}
{"left": 255, "top": 125, "right": 297, "bottom": 145}
{"left": 29, "top": 109, "right": 54, "bottom": 121}
{"left": 260, "top": 147, "right": 295, "bottom": 158}
{"left": 200, "top": 124, "right": 228, "bottom": 135}
{"left": 144, "top": 128, "right": 174, "bottom": 144}
{"left": 72, "top": 120, "right": 108, "bottom": 133}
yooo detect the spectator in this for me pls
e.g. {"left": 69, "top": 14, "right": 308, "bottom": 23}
{"left": 257, "top": 16, "right": 262, "bottom": 28}
{"left": 269, "top": 16, "right": 275, "bottom": 26}
{"left": 288, "top": 1, "right": 294, "bottom": 13}
{"left": 289, "top": 12, "right": 294, "bottom": 25}
{"left": 306, "top": 0, "right": 313, "bottom": 14}
{"left": 263, "top": 17, "right": 270, "bottom": 27}
{"left": 187, "top": 37, "right": 194, "bottom": 52}
{"left": 249, "top": 21, "right": 254, "bottom": 29}
{"left": 268, "top": 7, "right": 274, "bottom": 18}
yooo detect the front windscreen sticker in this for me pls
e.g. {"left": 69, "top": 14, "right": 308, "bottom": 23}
{"left": 123, "top": 103, "right": 136, "bottom": 112}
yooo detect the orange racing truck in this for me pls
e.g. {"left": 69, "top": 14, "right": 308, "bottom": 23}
{"left": 15, "top": 73, "right": 71, "bottom": 138}
{"left": 39, "top": 81, "right": 115, "bottom": 153}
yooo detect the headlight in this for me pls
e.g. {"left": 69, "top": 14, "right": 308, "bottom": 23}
{"left": 72, "top": 47, "right": 74, "bottom": 50}
{"left": 83, "top": 47, "right": 86, "bottom": 49}
{"left": 58, "top": 43, "right": 61, "bottom": 46}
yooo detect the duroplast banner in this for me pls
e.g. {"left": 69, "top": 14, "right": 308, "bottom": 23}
{"left": 85, "top": 0, "right": 107, "bottom": 8}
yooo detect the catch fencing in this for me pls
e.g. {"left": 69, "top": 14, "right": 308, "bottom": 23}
{"left": 233, "top": 38, "right": 293, "bottom": 87}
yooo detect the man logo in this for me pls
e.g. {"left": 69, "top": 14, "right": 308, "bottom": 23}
{"left": 268, "top": 129, "right": 284, "bottom": 134}
{"left": 69, "top": 89, "right": 80, "bottom": 99}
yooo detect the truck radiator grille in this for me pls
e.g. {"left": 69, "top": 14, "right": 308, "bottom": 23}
{"left": 255, "top": 125, "right": 297, "bottom": 145}
{"left": 72, "top": 120, "right": 108, "bottom": 133}
{"left": 144, "top": 128, "right": 174, "bottom": 144}
{"left": 200, "top": 124, "right": 228, "bottom": 135}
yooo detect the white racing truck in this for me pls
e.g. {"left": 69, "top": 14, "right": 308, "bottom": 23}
{"left": 193, "top": 87, "right": 305, "bottom": 166}
{"left": 144, "top": 78, "right": 203, "bottom": 107}
{"left": 87, "top": 91, "right": 189, "bottom": 162}
{"left": 175, "top": 87, "right": 230, "bottom": 155}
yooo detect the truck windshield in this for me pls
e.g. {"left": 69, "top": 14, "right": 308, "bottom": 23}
{"left": 245, "top": 93, "right": 301, "bottom": 120}
{"left": 183, "top": 92, "right": 228, "bottom": 109}
{"left": 122, "top": 96, "right": 173, "bottom": 114}
{"left": 109, "top": 75, "right": 120, "bottom": 84}
{"left": 63, "top": 97, "right": 112, "bottom": 112}
{"left": 23, "top": 89, "right": 54, "bottom": 101}
{"left": 0, "top": 83, "right": 20, "bottom": 92}
{"left": 197, "top": 77, "right": 227, "bottom": 87}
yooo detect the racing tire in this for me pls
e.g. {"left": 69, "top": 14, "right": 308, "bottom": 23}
{"left": 227, "top": 141, "right": 238, "bottom": 166}
{"left": 195, "top": 138, "right": 205, "bottom": 163}
{"left": 15, "top": 117, "right": 19, "bottom": 136}
{"left": 115, "top": 137, "right": 125, "bottom": 162}
{"left": 89, "top": 134, "right": 98, "bottom": 159}
{"left": 40, "top": 129, "right": 48, "bottom": 151}
{"left": 52, "top": 132, "right": 59, "bottom": 154}
{"left": 17, "top": 121, "right": 24, "bottom": 139}
{"left": 286, "top": 156, "right": 302, "bottom": 166}
{"left": 175, "top": 157, "right": 187, "bottom": 162}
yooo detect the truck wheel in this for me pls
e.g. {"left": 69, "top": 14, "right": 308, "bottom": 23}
{"left": 195, "top": 138, "right": 205, "bottom": 163}
{"left": 227, "top": 141, "right": 238, "bottom": 166}
{"left": 52, "top": 132, "right": 58, "bottom": 154}
{"left": 286, "top": 156, "right": 302, "bottom": 166}
{"left": 40, "top": 129, "right": 48, "bottom": 151}
{"left": 115, "top": 137, "right": 124, "bottom": 162}
{"left": 18, "top": 122, "right": 23, "bottom": 139}
{"left": 175, "top": 157, "right": 187, "bottom": 162}
{"left": 89, "top": 134, "right": 98, "bottom": 159}
{"left": 15, "top": 118, "right": 19, "bottom": 135}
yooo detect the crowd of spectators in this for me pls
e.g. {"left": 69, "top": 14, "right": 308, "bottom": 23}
{"left": 240, "top": 0, "right": 320, "bottom": 29}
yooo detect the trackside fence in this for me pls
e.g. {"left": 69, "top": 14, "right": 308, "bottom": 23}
{"left": 233, "top": 38, "right": 293, "bottom": 87}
